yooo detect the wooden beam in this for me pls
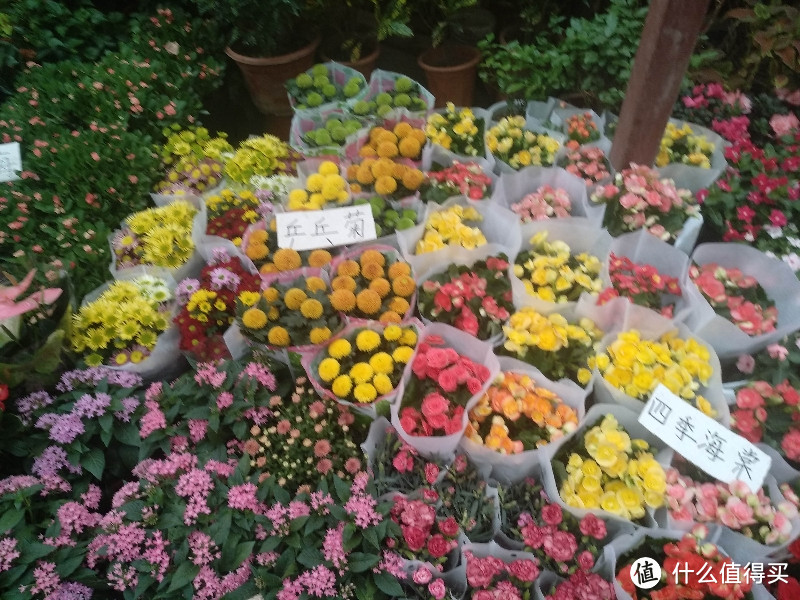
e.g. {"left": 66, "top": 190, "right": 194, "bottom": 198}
{"left": 609, "top": 0, "right": 711, "bottom": 171}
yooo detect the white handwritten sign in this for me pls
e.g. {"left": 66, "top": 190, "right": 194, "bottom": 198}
{"left": 639, "top": 384, "right": 771, "bottom": 492}
{"left": 275, "top": 204, "right": 377, "bottom": 251}
{"left": 0, "top": 142, "right": 22, "bottom": 182}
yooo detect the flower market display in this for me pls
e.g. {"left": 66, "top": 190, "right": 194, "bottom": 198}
{"left": 3, "top": 10, "right": 800, "bottom": 598}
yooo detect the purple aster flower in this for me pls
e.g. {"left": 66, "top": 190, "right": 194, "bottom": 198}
{"left": 175, "top": 278, "right": 201, "bottom": 305}
{"left": 208, "top": 267, "right": 240, "bottom": 291}
{"left": 209, "top": 247, "right": 231, "bottom": 265}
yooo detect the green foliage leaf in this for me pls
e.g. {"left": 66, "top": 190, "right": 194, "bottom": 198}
{"left": 166, "top": 561, "right": 200, "bottom": 594}
{"left": 347, "top": 551, "right": 380, "bottom": 573}
{"left": 374, "top": 571, "right": 404, "bottom": 596}
{"left": 82, "top": 447, "right": 105, "bottom": 479}
{"left": 0, "top": 508, "right": 24, "bottom": 533}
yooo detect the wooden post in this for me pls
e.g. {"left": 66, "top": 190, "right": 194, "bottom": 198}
{"left": 609, "top": 0, "right": 711, "bottom": 171}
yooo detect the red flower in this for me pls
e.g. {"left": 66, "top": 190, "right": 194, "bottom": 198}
{"left": 777, "top": 577, "right": 800, "bottom": 600}
{"left": 438, "top": 516, "right": 459, "bottom": 537}
{"left": 426, "top": 534, "right": 451, "bottom": 558}
{"left": 402, "top": 525, "right": 428, "bottom": 552}
{"left": 0, "top": 384, "right": 8, "bottom": 410}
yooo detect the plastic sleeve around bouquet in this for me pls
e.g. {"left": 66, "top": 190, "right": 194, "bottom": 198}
{"left": 81, "top": 267, "right": 183, "bottom": 382}
{"left": 683, "top": 243, "right": 800, "bottom": 360}
{"left": 655, "top": 118, "right": 728, "bottom": 194}
{"left": 491, "top": 126, "right": 568, "bottom": 176}
{"left": 532, "top": 548, "right": 617, "bottom": 600}
{"left": 400, "top": 557, "right": 467, "bottom": 595}
{"left": 672, "top": 214, "right": 703, "bottom": 255}
{"left": 396, "top": 195, "right": 521, "bottom": 282}
{"left": 390, "top": 323, "right": 501, "bottom": 459}
{"left": 510, "top": 219, "right": 611, "bottom": 315}
{"left": 288, "top": 107, "right": 372, "bottom": 158}
{"left": 421, "top": 142, "right": 498, "bottom": 190}
{"left": 458, "top": 355, "right": 589, "bottom": 485}
{"left": 354, "top": 69, "right": 435, "bottom": 122}
{"left": 415, "top": 246, "right": 510, "bottom": 345}
{"left": 590, "top": 302, "right": 729, "bottom": 425}
{"left": 492, "top": 461, "right": 548, "bottom": 550}
{"left": 328, "top": 242, "right": 417, "bottom": 323}
{"left": 109, "top": 199, "right": 206, "bottom": 285}
{"left": 460, "top": 540, "right": 541, "bottom": 585}
{"left": 490, "top": 165, "right": 602, "bottom": 227}
{"left": 540, "top": 403, "right": 669, "bottom": 529}
{"left": 600, "top": 228, "right": 692, "bottom": 323}
{"left": 299, "top": 318, "right": 424, "bottom": 420}
{"left": 288, "top": 61, "right": 368, "bottom": 114}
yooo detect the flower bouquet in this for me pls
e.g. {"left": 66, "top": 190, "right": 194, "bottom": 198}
{"left": 349, "top": 122, "right": 427, "bottom": 164}
{"left": 397, "top": 197, "right": 520, "bottom": 281}
{"left": 597, "top": 229, "right": 690, "bottom": 320}
{"left": 510, "top": 184, "right": 572, "bottom": 222}
{"left": 351, "top": 69, "right": 434, "bottom": 121}
{"left": 500, "top": 306, "right": 603, "bottom": 386}
{"left": 421, "top": 161, "right": 494, "bottom": 203}
{"left": 683, "top": 243, "right": 800, "bottom": 359}
{"left": 173, "top": 248, "right": 262, "bottom": 362}
{"left": 558, "top": 145, "right": 613, "bottom": 186}
{"left": 612, "top": 526, "right": 755, "bottom": 600}
{"left": 70, "top": 273, "right": 175, "bottom": 374}
{"left": 547, "top": 405, "right": 668, "bottom": 525}
{"left": 203, "top": 187, "right": 262, "bottom": 247}
{"left": 234, "top": 269, "right": 343, "bottom": 351}
{"left": 539, "top": 570, "right": 617, "bottom": 600}
{"left": 511, "top": 228, "right": 607, "bottom": 309}
{"left": 416, "top": 253, "right": 513, "bottom": 342}
{"left": 289, "top": 107, "right": 368, "bottom": 157}
{"left": 286, "top": 61, "right": 367, "bottom": 112}
{"left": 486, "top": 115, "right": 562, "bottom": 171}
{"left": 590, "top": 163, "right": 701, "bottom": 252}
{"left": 362, "top": 418, "right": 450, "bottom": 498}
{"left": 303, "top": 321, "right": 420, "bottom": 414}
{"left": 664, "top": 458, "right": 798, "bottom": 551}
{"left": 241, "top": 220, "right": 336, "bottom": 276}
{"left": 110, "top": 199, "right": 202, "bottom": 281}
{"left": 389, "top": 494, "right": 460, "bottom": 571}
{"left": 655, "top": 119, "right": 727, "bottom": 193}
{"left": 733, "top": 333, "right": 800, "bottom": 389}
{"left": 435, "top": 454, "right": 498, "bottom": 543}
{"left": 346, "top": 156, "right": 426, "bottom": 199}
{"left": 497, "top": 475, "right": 611, "bottom": 574}
{"left": 425, "top": 103, "right": 486, "bottom": 157}
{"left": 223, "top": 133, "right": 298, "bottom": 185}
{"left": 154, "top": 125, "right": 231, "bottom": 195}
{"left": 391, "top": 323, "right": 498, "bottom": 456}
{"left": 286, "top": 159, "right": 351, "bottom": 210}
{"left": 399, "top": 562, "right": 465, "bottom": 600}
{"left": 328, "top": 245, "right": 417, "bottom": 323}
{"left": 461, "top": 542, "right": 542, "bottom": 597}
{"left": 731, "top": 380, "right": 800, "bottom": 469}
{"left": 241, "top": 375, "right": 366, "bottom": 493}
{"left": 155, "top": 157, "right": 225, "bottom": 197}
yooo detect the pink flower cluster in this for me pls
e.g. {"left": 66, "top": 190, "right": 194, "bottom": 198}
{"left": 411, "top": 566, "right": 448, "bottom": 599}
{"left": 559, "top": 146, "right": 611, "bottom": 185}
{"left": 545, "top": 570, "right": 616, "bottom": 600}
{"left": 390, "top": 496, "right": 459, "bottom": 567}
{"left": 425, "top": 161, "right": 493, "bottom": 200}
{"left": 510, "top": 185, "right": 572, "bottom": 222}
{"left": 665, "top": 467, "right": 797, "bottom": 544}
{"left": 689, "top": 262, "right": 778, "bottom": 335}
{"left": 464, "top": 549, "right": 540, "bottom": 600}
{"left": 518, "top": 506, "right": 607, "bottom": 573}
{"left": 597, "top": 252, "right": 682, "bottom": 318}
{"left": 731, "top": 380, "right": 800, "bottom": 463}
{"left": 592, "top": 163, "right": 696, "bottom": 241}
{"left": 401, "top": 336, "right": 491, "bottom": 437}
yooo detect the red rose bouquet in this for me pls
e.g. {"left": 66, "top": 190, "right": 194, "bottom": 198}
{"left": 463, "top": 547, "right": 541, "bottom": 599}
{"left": 417, "top": 255, "right": 513, "bottom": 341}
{"left": 173, "top": 248, "right": 262, "bottom": 361}
{"left": 597, "top": 252, "right": 683, "bottom": 318}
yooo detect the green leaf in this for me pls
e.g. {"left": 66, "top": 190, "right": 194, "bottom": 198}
{"left": 333, "top": 475, "right": 351, "bottom": 502}
{"left": 374, "top": 571, "right": 404, "bottom": 596}
{"left": 356, "top": 579, "right": 377, "bottom": 600}
{"left": 56, "top": 552, "right": 85, "bottom": 577}
{"left": 347, "top": 551, "right": 380, "bottom": 573}
{"left": 231, "top": 540, "right": 255, "bottom": 569}
{"left": 83, "top": 447, "right": 105, "bottom": 480}
{"left": 166, "top": 561, "right": 200, "bottom": 594}
{"left": 0, "top": 508, "right": 24, "bottom": 533}
{"left": 297, "top": 545, "right": 323, "bottom": 567}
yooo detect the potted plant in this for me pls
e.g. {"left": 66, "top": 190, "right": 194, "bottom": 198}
{"left": 192, "top": 0, "right": 321, "bottom": 116}
{"left": 417, "top": 0, "right": 484, "bottom": 107}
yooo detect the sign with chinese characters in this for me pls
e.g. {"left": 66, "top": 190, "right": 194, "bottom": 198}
{"left": 275, "top": 204, "right": 377, "bottom": 251}
{"left": 639, "top": 384, "right": 771, "bottom": 492}
{"left": 0, "top": 142, "right": 22, "bottom": 182}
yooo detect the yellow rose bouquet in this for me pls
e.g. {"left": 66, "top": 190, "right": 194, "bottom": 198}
{"left": 552, "top": 408, "right": 667, "bottom": 523}
{"left": 500, "top": 307, "right": 602, "bottom": 385}
{"left": 656, "top": 121, "right": 715, "bottom": 169}
{"left": 328, "top": 247, "right": 417, "bottom": 323}
{"left": 425, "top": 103, "right": 485, "bottom": 156}
{"left": 486, "top": 116, "right": 561, "bottom": 170}
{"left": 241, "top": 221, "right": 336, "bottom": 277}
{"left": 415, "top": 204, "right": 487, "bottom": 254}
{"left": 513, "top": 231, "right": 604, "bottom": 304}
{"left": 71, "top": 274, "right": 173, "bottom": 368}
{"left": 589, "top": 328, "right": 723, "bottom": 419}
{"left": 234, "top": 270, "right": 342, "bottom": 350}
{"left": 303, "top": 321, "right": 420, "bottom": 413}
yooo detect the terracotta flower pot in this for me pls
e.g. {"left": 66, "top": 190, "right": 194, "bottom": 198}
{"left": 417, "top": 44, "right": 481, "bottom": 108}
{"left": 321, "top": 39, "right": 381, "bottom": 80}
{"left": 225, "top": 36, "right": 321, "bottom": 117}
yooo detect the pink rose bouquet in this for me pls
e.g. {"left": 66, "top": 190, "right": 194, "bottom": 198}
{"left": 398, "top": 335, "right": 492, "bottom": 438}
{"left": 591, "top": 163, "right": 698, "bottom": 242}
{"left": 689, "top": 262, "right": 778, "bottom": 336}
{"left": 510, "top": 185, "right": 573, "bottom": 222}
{"left": 543, "top": 571, "right": 616, "bottom": 600}
{"left": 558, "top": 146, "right": 612, "bottom": 186}
{"left": 597, "top": 252, "right": 682, "bottom": 318}
{"left": 463, "top": 548, "right": 541, "bottom": 599}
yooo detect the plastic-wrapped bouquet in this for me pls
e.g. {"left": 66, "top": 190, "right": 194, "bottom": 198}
{"left": 558, "top": 146, "right": 612, "bottom": 186}
{"left": 425, "top": 103, "right": 485, "bottom": 156}
{"left": 435, "top": 454, "right": 496, "bottom": 542}
{"left": 204, "top": 188, "right": 261, "bottom": 246}
{"left": 656, "top": 121, "right": 715, "bottom": 169}
{"left": 286, "top": 160, "right": 350, "bottom": 210}
{"left": 510, "top": 185, "right": 573, "bottom": 222}
{"left": 486, "top": 116, "right": 561, "bottom": 170}
{"left": 421, "top": 161, "right": 493, "bottom": 203}
{"left": 597, "top": 253, "right": 682, "bottom": 318}
{"left": 415, "top": 204, "right": 487, "bottom": 254}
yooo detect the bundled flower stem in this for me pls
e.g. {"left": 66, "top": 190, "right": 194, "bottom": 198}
{"left": 435, "top": 454, "right": 496, "bottom": 542}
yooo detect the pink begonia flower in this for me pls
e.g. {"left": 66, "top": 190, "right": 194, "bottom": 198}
{"left": 736, "top": 354, "right": 756, "bottom": 374}
{"left": 770, "top": 112, "right": 800, "bottom": 137}
{"left": 0, "top": 269, "right": 62, "bottom": 321}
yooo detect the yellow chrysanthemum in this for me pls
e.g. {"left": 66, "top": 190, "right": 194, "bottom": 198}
{"left": 387, "top": 296, "right": 410, "bottom": 315}
{"left": 309, "top": 326, "right": 332, "bottom": 344}
{"left": 356, "top": 289, "right": 382, "bottom": 315}
{"left": 379, "top": 310, "right": 402, "bottom": 324}
{"left": 350, "top": 362, "right": 374, "bottom": 384}
{"left": 374, "top": 175, "right": 397, "bottom": 196}
{"left": 300, "top": 298, "right": 324, "bottom": 319}
{"left": 369, "top": 351, "right": 394, "bottom": 375}
{"left": 331, "top": 374, "right": 353, "bottom": 398}
{"left": 361, "top": 261, "right": 385, "bottom": 281}
{"left": 267, "top": 326, "right": 290, "bottom": 346}
{"left": 373, "top": 373, "right": 394, "bottom": 396}
{"left": 284, "top": 288, "right": 307, "bottom": 310}
{"left": 318, "top": 357, "right": 340, "bottom": 382}
{"left": 354, "top": 382, "right": 378, "bottom": 404}
{"left": 393, "top": 345, "right": 414, "bottom": 363}
{"left": 383, "top": 325, "right": 402, "bottom": 341}
{"left": 355, "top": 329, "right": 381, "bottom": 352}
{"left": 359, "top": 249, "right": 386, "bottom": 267}
{"left": 328, "top": 338, "right": 352, "bottom": 359}
{"left": 399, "top": 329, "right": 417, "bottom": 346}
{"left": 337, "top": 259, "right": 361, "bottom": 278}
{"left": 369, "top": 277, "right": 391, "bottom": 298}
{"left": 305, "top": 276, "right": 327, "bottom": 293}
{"left": 388, "top": 261, "right": 411, "bottom": 280}
{"left": 329, "top": 288, "right": 357, "bottom": 312}
{"left": 308, "top": 249, "right": 332, "bottom": 268}
{"left": 246, "top": 242, "right": 268, "bottom": 261}
{"left": 331, "top": 275, "right": 357, "bottom": 292}
{"left": 238, "top": 291, "right": 261, "bottom": 307}
{"left": 242, "top": 308, "right": 268, "bottom": 330}
{"left": 391, "top": 275, "right": 416, "bottom": 297}
{"left": 263, "top": 287, "right": 280, "bottom": 302}
{"left": 273, "top": 248, "right": 302, "bottom": 272}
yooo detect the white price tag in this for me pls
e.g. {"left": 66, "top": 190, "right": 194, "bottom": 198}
{"left": 0, "top": 142, "right": 22, "bottom": 182}
{"left": 639, "top": 384, "right": 771, "bottom": 492}
{"left": 275, "top": 204, "right": 377, "bottom": 251}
